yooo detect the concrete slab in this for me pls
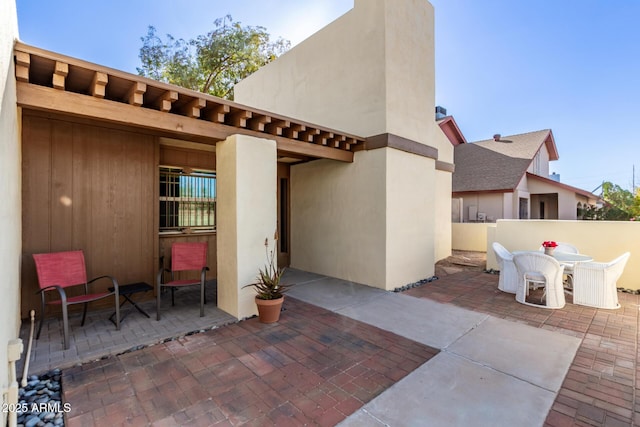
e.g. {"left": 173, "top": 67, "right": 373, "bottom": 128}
{"left": 340, "top": 352, "right": 555, "bottom": 427}
{"left": 336, "top": 293, "right": 488, "bottom": 349}
{"left": 447, "top": 316, "right": 581, "bottom": 392}
{"left": 337, "top": 409, "right": 386, "bottom": 426}
{"left": 281, "top": 268, "right": 326, "bottom": 286}
{"left": 286, "top": 276, "right": 387, "bottom": 311}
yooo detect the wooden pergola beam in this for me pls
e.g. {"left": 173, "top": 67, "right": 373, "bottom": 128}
{"left": 284, "top": 124, "right": 305, "bottom": 140}
{"left": 265, "top": 119, "right": 290, "bottom": 136}
{"left": 156, "top": 90, "right": 178, "bottom": 112}
{"left": 181, "top": 97, "right": 206, "bottom": 118}
{"left": 17, "top": 82, "right": 354, "bottom": 162}
{"left": 341, "top": 137, "right": 357, "bottom": 150}
{"left": 331, "top": 135, "right": 347, "bottom": 148}
{"left": 15, "top": 51, "right": 30, "bottom": 82}
{"left": 318, "top": 131, "right": 334, "bottom": 146}
{"left": 90, "top": 72, "right": 108, "bottom": 98}
{"left": 126, "top": 82, "right": 147, "bottom": 106}
{"left": 248, "top": 114, "right": 271, "bottom": 132}
{"left": 228, "top": 110, "right": 252, "bottom": 128}
{"left": 207, "top": 104, "right": 230, "bottom": 123}
{"left": 299, "top": 127, "right": 321, "bottom": 143}
{"left": 52, "top": 62, "right": 68, "bottom": 90}
{"left": 13, "top": 42, "right": 365, "bottom": 155}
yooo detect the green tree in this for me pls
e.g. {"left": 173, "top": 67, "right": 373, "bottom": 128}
{"left": 138, "top": 15, "right": 290, "bottom": 99}
{"left": 585, "top": 181, "right": 639, "bottom": 220}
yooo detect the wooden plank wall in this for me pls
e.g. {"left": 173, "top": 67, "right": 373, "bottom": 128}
{"left": 21, "top": 113, "right": 157, "bottom": 318}
{"left": 160, "top": 145, "right": 215, "bottom": 171}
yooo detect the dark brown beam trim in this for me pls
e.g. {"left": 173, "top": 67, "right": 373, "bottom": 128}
{"left": 436, "top": 160, "right": 455, "bottom": 173}
{"left": 359, "top": 133, "right": 438, "bottom": 160}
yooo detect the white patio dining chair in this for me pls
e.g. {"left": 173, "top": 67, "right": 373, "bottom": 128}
{"left": 492, "top": 242, "right": 518, "bottom": 294}
{"left": 555, "top": 243, "right": 579, "bottom": 282}
{"left": 538, "top": 242, "right": 580, "bottom": 287}
{"left": 572, "top": 252, "right": 630, "bottom": 309}
{"left": 513, "top": 252, "right": 566, "bottom": 309}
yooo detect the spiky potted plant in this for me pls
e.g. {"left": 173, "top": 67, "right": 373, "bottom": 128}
{"left": 243, "top": 233, "right": 288, "bottom": 323}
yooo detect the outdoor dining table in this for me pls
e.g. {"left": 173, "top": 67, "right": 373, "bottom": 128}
{"left": 548, "top": 251, "right": 593, "bottom": 263}
{"left": 512, "top": 250, "right": 593, "bottom": 263}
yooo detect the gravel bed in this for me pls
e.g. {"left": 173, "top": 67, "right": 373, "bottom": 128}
{"left": 16, "top": 369, "right": 66, "bottom": 427}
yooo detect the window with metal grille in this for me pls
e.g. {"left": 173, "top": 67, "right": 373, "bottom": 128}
{"left": 159, "top": 168, "right": 216, "bottom": 232}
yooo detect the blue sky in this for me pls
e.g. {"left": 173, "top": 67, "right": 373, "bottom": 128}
{"left": 16, "top": 0, "right": 640, "bottom": 193}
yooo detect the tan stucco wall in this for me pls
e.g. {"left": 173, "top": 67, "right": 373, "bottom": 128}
{"left": 291, "top": 148, "right": 437, "bottom": 290}
{"left": 435, "top": 169, "right": 452, "bottom": 260}
{"left": 234, "top": 1, "right": 384, "bottom": 137}
{"left": 290, "top": 150, "right": 386, "bottom": 287}
{"left": 216, "top": 135, "right": 277, "bottom": 319}
{"left": 0, "top": 0, "right": 21, "bottom": 420}
{"left": 235, "top": 0, "right": 447, "bottom": 289}
{"left": 452, "top": 223, "right": 491, "bottom": 252}
{"left": 487, "top": 220, "right": 640, "bottom": 290}
{"left": 434, "top": 128, "right": 453, "bottom": 260}
{"left": 235, "top": 0, "right": 443, "bottom": 153}
{"left": 386, "top": 149, "right": 436, "bottom": 285}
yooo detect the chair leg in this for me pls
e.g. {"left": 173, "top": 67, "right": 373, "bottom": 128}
{"left": 114, "top": 291, "right": 120, "bottom": 331}
{"left": 80, "top": 302, "right": 88, "bottom": 326}
{"left": 61, "top": 303, "right": 70, "bottom": 350}
{"left": 171, "top": 288, "right": 175, "bottom": 306}
{"left": 200, "top": 281, "right": 205, "bottom": 317}
{"left": 36, "top": 293, "right": 46, "bottom": 340}
{"left": 156, "top": 285, "right": 162, "bottom": 321}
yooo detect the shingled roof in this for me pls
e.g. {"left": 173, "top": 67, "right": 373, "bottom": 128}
{"left": 452, "top": 129, "right": 557, "bottom": 193}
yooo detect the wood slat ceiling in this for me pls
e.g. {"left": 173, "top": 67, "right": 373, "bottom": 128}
{"left": 14, "top": 42, "right": 364, "bottom": 163}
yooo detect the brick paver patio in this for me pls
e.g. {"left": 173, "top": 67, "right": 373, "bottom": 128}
{"left": 49, "top": 269, "right": 640, "bottom": 426}
{"left": 62, "top": 299, "right": 438, "bottom": 426}
{"left": 405, "top": 270, "right": 639, "bottom": 427}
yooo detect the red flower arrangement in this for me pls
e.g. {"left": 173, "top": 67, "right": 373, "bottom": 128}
{"left": 542, "top": 241, "right": 558, "bottom": 248}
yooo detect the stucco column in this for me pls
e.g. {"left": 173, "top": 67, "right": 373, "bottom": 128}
{"left": 216, "top": 134, "right": 277, "bottom": 319}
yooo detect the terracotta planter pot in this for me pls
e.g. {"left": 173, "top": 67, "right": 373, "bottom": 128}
{"left": 255, "top": 296, "right": 284, "bottom": 323}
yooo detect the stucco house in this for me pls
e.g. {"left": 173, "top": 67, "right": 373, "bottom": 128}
{"left": 441, "top": 124, "right": 598, "bottom": 222}
{"left": 1, "top": 0, "right": 452, "bottom": 412}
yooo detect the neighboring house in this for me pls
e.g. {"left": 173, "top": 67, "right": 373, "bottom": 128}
{"left": 437, "top": 122, "right": 598, "bottom": 222}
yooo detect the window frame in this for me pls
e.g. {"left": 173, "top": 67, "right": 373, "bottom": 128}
{"left": 159, "top": 167, "right": 217, "bottom": 233}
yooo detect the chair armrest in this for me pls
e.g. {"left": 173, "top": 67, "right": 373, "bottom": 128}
{"left": 200, "top": 266, "right": 209, "bottom": 282}
{"left": 574, "top": 261, "right": 608, "bottom": 272}
{"left": 87, "top": 275, "right": 119, "bottom": 293}
{"left": 36, "top": 285, "right": 60, "bottom": 294}
{"left": 37, "top": 285, "right": 68, "bottom": 304}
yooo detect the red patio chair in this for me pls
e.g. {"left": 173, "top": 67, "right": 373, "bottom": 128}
{"left": 33, "top": 250, "right": 120, "bottom": 350}
{"left": 156, "top": 242, "right": 209, "bottom": 320}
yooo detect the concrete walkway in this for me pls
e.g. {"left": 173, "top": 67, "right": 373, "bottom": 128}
{"left": 283, "top": 269, "right": 581, "bottom": 427}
